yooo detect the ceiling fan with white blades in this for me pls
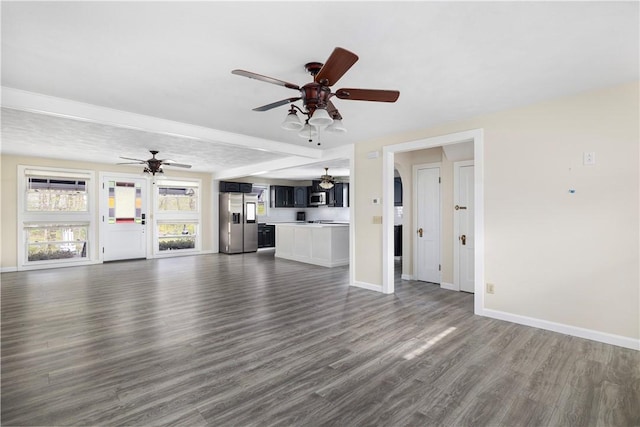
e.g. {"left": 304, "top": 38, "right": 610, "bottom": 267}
{"left": 118, "top": 150, "right": 192, "bottom": 176}
{"left": 232, "top": 47, "right": 400, "bottom": 144}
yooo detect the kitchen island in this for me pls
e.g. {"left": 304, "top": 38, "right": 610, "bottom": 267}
{"left": 274, "top": 223, "right": 349, "bottom": 267}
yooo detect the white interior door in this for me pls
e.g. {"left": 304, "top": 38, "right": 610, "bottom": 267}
{"left": 415, "top": 166, "right": 441, "bottom": 283}
{"left": 455, "top": 162, "right": 475, "bottom": 293}
{"left": 102, "top": 176, "right": 148, "bottom": 261}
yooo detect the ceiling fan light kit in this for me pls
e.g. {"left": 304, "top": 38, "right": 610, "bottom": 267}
{"left": 280, "top": 108, "right": 304, "bottom": 130}
{"left": 319, "top": 167, "right": 335, "bottom": 189}
{"left": 308, "top": 107, "right": 333, "bottom": 127}
{"left": 325, "top": 118, "right": 347, "bottom": 133}
{"left": 233, "top": 47, "right": 399, "bottom": 144}
{"left": 298, "top": 122, "right": 318, "bottom": 139}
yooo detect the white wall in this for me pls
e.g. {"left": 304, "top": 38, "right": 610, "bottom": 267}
{"left": 354, "top": 81, "right": 640, "bottom": 342}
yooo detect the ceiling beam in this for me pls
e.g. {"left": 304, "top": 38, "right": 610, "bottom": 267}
{"left": 213, "top": 144, "right": 354, "bottom": 180}
{"left": 1, "top": 87, "right": 322, "bottom": 159}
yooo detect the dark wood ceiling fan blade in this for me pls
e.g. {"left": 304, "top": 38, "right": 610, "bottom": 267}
{"left": 326, "top": 100, "right": 342, "bottom": 120}
{"left": 232, "top": 69, "right": 300, "bottom": 90}
{"left": 163, "top": 162, "right": 192, "bottom": 168}
{"left": 315, "top": 47, "right": 359, "bottom": 86}
{"left": 335, "top": 88, "right": 400, "bottom": 102}
{"left": 252, "top": 97, "right": 301, "bottom": 112}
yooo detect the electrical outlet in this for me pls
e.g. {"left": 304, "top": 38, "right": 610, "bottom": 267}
{"left": 486, "top": 283, "right": 495, "bottom": 294}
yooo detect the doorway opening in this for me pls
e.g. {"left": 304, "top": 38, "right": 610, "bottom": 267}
{"left": 382, "top": 129, "right": 484, "bottom": 315}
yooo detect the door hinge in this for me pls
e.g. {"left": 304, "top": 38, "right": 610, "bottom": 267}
{"left": 102, "top": 182, "right": 104, "bottom": 189}
{"left": 439, "top": 177, "right": 441, "bottom": 184}
{"left": 102, "top": 247, "right": 104, "bottom": 253}
{"left": 439, "top": 264, "right": 441, "bottom": 271}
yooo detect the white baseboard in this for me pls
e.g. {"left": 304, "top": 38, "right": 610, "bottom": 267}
{"left": 440, "top": 282, "right": 458, "bottom": 291}
{"left": 351, "top": 281, "right": 383, "bottom": 293}
{"left": 1, "top": 267, "right": 18, "bottom": 273}
{"left": 482, "top": 308, "right": 640, "bottom": 351}
{"left": 152, "top": 249, "right": 216, "bottom": 258}
{"left": 401, "top": 274, "right": 413, "bottom": 280}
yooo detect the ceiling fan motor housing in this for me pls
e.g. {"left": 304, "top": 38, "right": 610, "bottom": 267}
{"left": 301, "top": 83, "right": 331, "bottom": 116}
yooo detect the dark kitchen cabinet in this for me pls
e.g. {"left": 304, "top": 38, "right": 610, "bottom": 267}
{"left": 258, "top": 224, "right": 275, "bottom": 248}
{"left": 394, "top": 177, "right": 403, "bottom": 206}
{"left": 271, "top": 186, "right": 294, "bottom": 208}
{"left": 220, "top": 181, "right": 252, "bottom": 193}
{"left": 294, "top": 186, "right": 307, "bottom": 208}
{"left": 333, "top": 183, "right": 349, "bottom": 208}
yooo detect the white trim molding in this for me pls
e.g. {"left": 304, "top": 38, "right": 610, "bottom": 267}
{"left": 382, "top": 128, "right": 484, "bottom": 305}
{"left": 1, "top": 267, "right": 18, "bottom": 273}
{"left": 440, "top": 282, "right": 457, "bottom": 291}
{"left": 351, "top": 281, "right": 383, "bottom": 293}
{"left": 482, "top": 308, "right": 640, "bottom": 351}
{"left": 400, "top": 274, "right": 413, "bottom": 281}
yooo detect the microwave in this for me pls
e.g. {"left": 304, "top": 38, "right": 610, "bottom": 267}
{"left": 309, "top": 192, "right": 326, "bottom": 206}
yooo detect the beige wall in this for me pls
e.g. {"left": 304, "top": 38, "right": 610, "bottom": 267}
{"left": 1, "top": 155, "right": 214, "bottom": 269}
{"left": 354, "top": 81, "right": 640, "bottom": 340}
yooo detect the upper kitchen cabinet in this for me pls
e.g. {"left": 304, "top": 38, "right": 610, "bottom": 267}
{"left": 294, "top": 186, "right": 307, "bottom": 208}
{"left": 333, "top": 183, "right": 349, "bottom": 207}
{"left": 271, "top": 185, "right": 295, "bottom": 208}
{"left": 220, "top": 181, "right": 253, "bottom": 193}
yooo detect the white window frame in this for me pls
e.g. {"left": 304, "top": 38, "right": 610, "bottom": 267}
{"left": 18, "top": 165, "right": 97, "bottom": 270}
{"left": 153, "top": 177, "right": 202, "bottom": 257}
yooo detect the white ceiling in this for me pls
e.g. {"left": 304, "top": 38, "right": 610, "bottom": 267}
{"left": 1, "top": 1, "right": 638, "bottom": 179}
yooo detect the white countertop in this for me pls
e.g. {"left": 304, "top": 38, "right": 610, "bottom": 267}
{"left": 269, "top": 222, "right": 349, "bottom": 228}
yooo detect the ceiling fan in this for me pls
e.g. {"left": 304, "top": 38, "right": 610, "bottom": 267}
{"left": 232, "top": 47, "right": 400, "bottom": 143}
{"left": 118, "top": 150, "right": 192, "bottom": 176}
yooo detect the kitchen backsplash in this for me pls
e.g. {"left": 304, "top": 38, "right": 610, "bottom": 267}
{"left": 259, "top": 206, "right": 350, "bottom": 223}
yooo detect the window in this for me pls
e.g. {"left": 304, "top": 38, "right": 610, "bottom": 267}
{"left": 253, "top": 183, "right": 269, "bottom": 216}
{"left": 27, "top": 177, "right": 88, "bottom": 212}
{"left": 158, "top": 185, "right": 198, "bottom": 212}
{"left": 26, "top": 223, "right": 88, "bottom": 261}
{"left": 157, "top": 222, "right": 197, "bottom": 251}
{"left": 154, "top": 179, "right": 201, "bottom": 255}
{"left": 107, "top": 180, "right": 142, "bottom": 223}
{"left": 18, "top": 166, "right": 95, "bottom": 269}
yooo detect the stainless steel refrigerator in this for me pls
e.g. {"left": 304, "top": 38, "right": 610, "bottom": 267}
{"left": 219, "top": 193, "right": 258, "bottom": 254}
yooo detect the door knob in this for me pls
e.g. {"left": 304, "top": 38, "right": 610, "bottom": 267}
{"left": 455, "top": 205, "right": 467, "bottom": 210}
{"left": 417, "top": 228, "right": 423, "bottom": 237}
{"left": 460, "top": 234, "right": 466, "bottom": 245}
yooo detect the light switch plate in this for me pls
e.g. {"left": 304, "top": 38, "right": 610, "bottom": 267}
{"left": 583, "top": 152, "right": 596, "bottom": 165}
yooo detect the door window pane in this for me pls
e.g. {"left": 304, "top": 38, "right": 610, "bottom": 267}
{"left": 109, "top": 181, "right": 142, "bottom": 223}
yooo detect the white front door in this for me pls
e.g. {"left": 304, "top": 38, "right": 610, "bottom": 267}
{"left": 102, "top": 175, "right": 148, "bottom": 261}
{"left": 455, "top": 162, "right": 475, "bottom": 293}
{"left": 415, "top": 165, "right": 441, "bottom": 283}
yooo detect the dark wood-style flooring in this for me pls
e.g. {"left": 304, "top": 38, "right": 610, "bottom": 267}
{"left": 2, "top": 252, "right": 639, "bottom": 426}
